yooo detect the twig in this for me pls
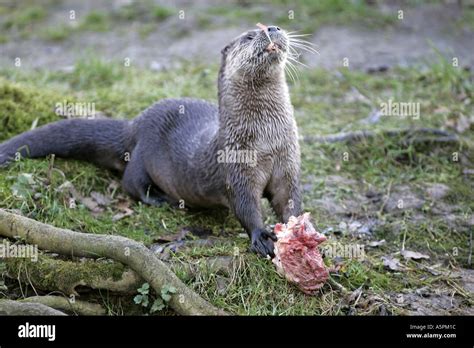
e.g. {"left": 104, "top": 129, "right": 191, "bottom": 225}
{"left": 377, "top": 179, "right": 393, "bottom": 216}
{"left": 328, "top": 277, "right": 349, "bottom": 295}
{"left": 302, "top": 128, "right": 459, "bottom": 145}
{"left": 469, "top": 230, "right": 472, "bottom": 267}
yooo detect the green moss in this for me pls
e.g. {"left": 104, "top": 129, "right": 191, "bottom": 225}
{"left": 5, "top": 253, "right": 126, "bottom": 294}
{"left": 337, "top": 259, "right": 402, "bottom": 292}
{"left": 0, "top": 80, "right": 70, "bottom": 142}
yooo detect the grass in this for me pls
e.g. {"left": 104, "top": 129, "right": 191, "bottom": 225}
{"left": 0, "top": 53, "right": 472, "bottom": 315}
{"left": 0, "top": 1, "right": 175, "bottom": 42}
{"left": 79, "top": 11, "right": 111, "bottom": 32}
{"left": 0, "top": 4, "right": 47, "bottom": 39}
{"left": 274, "top": 0, "right": 395, "bottom": 32}
{"left": 39, "top": 24, "right": 73, "bottom": 41}
{"left": 152, "top": 5, "right": 174, "bottom": 21}
{"left": 195, "top": 0, "right": 395, "bottom": 32}
{"left": 457, "top": 6, "right": 474, "bottom": 30}
{"left": 74, "top": 4, "right": 174, "bottom": 34}
{"left": 0, "top": 81, "right": 70, "bottom": 141}
{"left": 0, "top": 0, "right": 401, "bottom": 45}
{"left": 0, "top": 0, "right": 459, "bottom": 45}
{"left": 2, "top": 5, "right": 46, "bottom": 30}
{"left": 68, "top": 57, "right": 127, "bottom": 90}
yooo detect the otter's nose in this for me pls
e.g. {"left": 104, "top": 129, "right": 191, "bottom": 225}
{"left": 268, "top": 26, "right": 281, "bottom": 32}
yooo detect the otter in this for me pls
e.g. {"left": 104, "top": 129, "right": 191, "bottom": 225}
{"left": 0, "top": 25, "right": 302, "bottom": 257}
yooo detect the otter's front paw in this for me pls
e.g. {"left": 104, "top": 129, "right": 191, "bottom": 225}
{"left": 250, "top": 228, "right": 277, "bottom": 258}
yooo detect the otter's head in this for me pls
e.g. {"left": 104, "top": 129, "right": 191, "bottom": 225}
{"left": 219, "top": 24, "right": 289, "bottom": 82}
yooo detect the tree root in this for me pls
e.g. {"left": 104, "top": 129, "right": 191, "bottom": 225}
{"left": 21, "top": 296, "right": 106, "bottom": 315}
{"left": 0, "top": 209, "right": 226, "bottom": 315}
{"left": 5, "top": 254, "right": 142, "bottom": 295}
{"left": 5, "top": 252, "right": 235, "bottom": 296}
{"left": 0, "top": 299, "right": 66, "bottom": 316}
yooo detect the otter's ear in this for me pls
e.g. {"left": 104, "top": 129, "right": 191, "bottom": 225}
{"left": 221, "top": 44, "right": 231, "bottom": 56}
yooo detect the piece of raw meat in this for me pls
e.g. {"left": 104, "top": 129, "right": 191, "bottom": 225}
{"left": 273, "top": 213, "right": 329, "bottom": 294}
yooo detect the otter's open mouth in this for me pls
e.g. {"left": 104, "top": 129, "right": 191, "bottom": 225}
{"left": 265, "top": 42, "right": 282, "bottom": 53}
{"left": 257, "top": 42, "right": 284, "bottom": 57}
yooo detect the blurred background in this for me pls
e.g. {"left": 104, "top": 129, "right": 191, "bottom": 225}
{"left": 0, "top": 0, "right": 473, "bottom": 71}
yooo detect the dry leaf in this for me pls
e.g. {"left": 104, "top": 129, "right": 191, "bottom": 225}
{"left": 348, "top": 286, "right": 363, "bottom": 304}
{"left": 90, "top": 191, "right": 112, "bottom": 206}
{"left": 367, "top": 239, "right": 386, "bottom": 248}
{"left": 112, "top": 198, "right": 134, "bottom": 221}
{"left": 455, "top": 114, "right": 471, "bottom": 133}
{"left": 107, "top": 180, "right": 121, "bottom": 194}
{"left": 445, "top": 113, "right": 472, "bottom": 133}
{"left": 155, "top": 228, "right": 190, "bottom": 243}
{"left": 434, "top": 106, "right": 450, "bottom": 115}
{"left": 401, "top": 249, "right": 430, "bottom": 261}
{"left": 112, "top": 208, "right": 134, "bottom": 221}
{"left": 57, "top": 181, "right": 104, "bottom": 213}
{"left": 381, "top": 256, "right": 406, "bottom": 271}
{"left": 80, "top": 197, "right": 101, "bottom": 212}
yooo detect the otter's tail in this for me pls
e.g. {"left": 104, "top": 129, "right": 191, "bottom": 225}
{"left": 0, "top": 118, "right": 133, "bottom": 171}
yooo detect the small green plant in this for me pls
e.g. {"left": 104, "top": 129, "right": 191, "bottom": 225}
{"left": 11, "top": 173, "right": 38, "bottom": 199}
{"left": 79, "top": 11, "right": 110, "bottom": 32}
{"left": 40, "top": 25, "right": 73, "bottom": 41}
{"left": 134, "top": 283, "right": 151, "bottom": 307}
{"left": 134, "top": 283, "right": 177, "bottom": 313}
{"left": 152, "top": 5, "right": 174, "bottom": 21}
